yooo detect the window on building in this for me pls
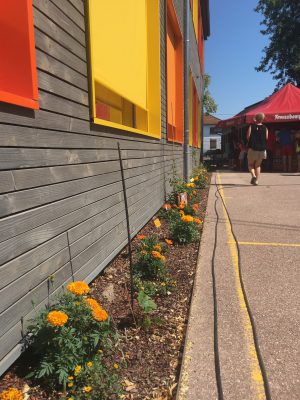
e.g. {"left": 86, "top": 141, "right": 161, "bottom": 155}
{"left": 88, "top": 0, "right": 161, "bottom": 138}
{"left": 210, "top": 127, "right": 215, "bottom": 135}
{"left": 166, "top": 0, "right": 183, "bottom": 143}
{"left": 210, "top": 139, "right": 217, "bottom": 149}
{"left": 0, "top": 0, "right": 39, "bottom": 109}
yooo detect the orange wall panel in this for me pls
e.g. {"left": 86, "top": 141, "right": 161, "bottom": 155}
{"left": 0, "top": 0, "right": 38, "bottom": 109}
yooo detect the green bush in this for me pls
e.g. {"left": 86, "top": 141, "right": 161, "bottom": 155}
{"left": 169, "top": 215, "right": 200, "bottom": 244}
{"left": 26, "top": 281, "right": 120, "bottom": 397}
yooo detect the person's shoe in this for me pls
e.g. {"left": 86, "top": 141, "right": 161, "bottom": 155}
{"left": 250, "top": 177, "right": 256, "bottom": 185}
{"left": 254, "top": 180, "right": 259, "bottom": 185}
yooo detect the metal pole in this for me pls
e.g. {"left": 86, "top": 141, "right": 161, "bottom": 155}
{"left": 117, "top": 143, "right": 134, "bottom": 311}
{"left": 183, "top": 0, "right": 190, "bottom": 181}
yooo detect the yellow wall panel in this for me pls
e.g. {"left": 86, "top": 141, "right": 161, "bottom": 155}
{"left": 89, "top": 0, "right": 147, "bottom": 110}
{"left": 146, "top": 0, "right": 161, "bottom": 138}
{"left": 193, "top": 0, "right": 199, "bottom": 40}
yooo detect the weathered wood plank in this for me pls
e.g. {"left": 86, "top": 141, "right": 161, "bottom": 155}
{"left": 34, "top": 0, "right": 85, "bottom": 45}
{"left": 51, "top": 0, "right": 85, "bottom": 31}
{"left": 0, "top": 259, "right": 72, "bottom": 338}
{"left": 36, "top": 49, "right": 88, "bottom": 91}
{"left": 0, "top": 247, "right": 70, "bottom": 314}
{"left": 0, "top": 148, "right": 118, "bottom": 170}
{"left": 33, "top": 8, "right": 86, "bottom": 61}
{"left": 1, "top": 160, "right": 168, "bottom": 216}
{"left": 39, "top": 91, "right": 89, "bottom": 120}
{"left": 0, "top": 234, "right": 68, "bottom": 290}
{"left": 0, "top": 183, "right": 123, "bottom": 265}
{"left": 38, "top": 70, "right": 88, "bottom": 106}
{"left": 0, "top": 107, "right": 89, "bottom": 134}
{"left": 0, "top": 172, "right": 15, "bottom": 193}
{"left": 67, "top": 172, "right": 162, "bottom": 243}
{"left": 34, "top": 29, "right": 86, "bottom": 75}
{"left": 67, "top": 0, "right": 84, "bottom": 16}
{"left": 11, "top": 156, "right": 179, "bottom": 190}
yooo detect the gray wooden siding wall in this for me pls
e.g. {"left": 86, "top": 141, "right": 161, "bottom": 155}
{"left": 0, "top": 0, "right": 202, "bottom": 374}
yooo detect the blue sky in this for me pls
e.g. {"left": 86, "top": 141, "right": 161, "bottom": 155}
{"left": 205, "top": 0, "right": 276, "bottom": 119}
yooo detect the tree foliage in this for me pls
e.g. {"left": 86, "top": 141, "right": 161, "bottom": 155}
{"left": 203, "top": 74, "right": 217, "bottom": 114}
{"left": 255, "top": 0, "right": 300, "bottom": 87}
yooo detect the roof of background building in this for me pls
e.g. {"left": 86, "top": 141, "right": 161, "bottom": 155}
{"left": 203, "top": 114, "right": 221, "bottom": 125}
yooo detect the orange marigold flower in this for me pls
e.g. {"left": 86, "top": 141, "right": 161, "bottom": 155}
{"left": 47, "top": 310, "right": 68, "bottom": 327}
{"left": 67, "top": 281, "right": 90, "bottom": 295}
{"left": 179, "top": 202, "right": 185, "bottom": 209}
{"left": 181, "top": 215, "right": 194, "bottom": 223}
{"left": 93, "top": 307, "right": 109, "bottom": 322}
{"left": 163, "top": 203, "right": 171, "bottom": 210}
{"left": 192, "top": 204, "right": 199, "bottom": 211}
{"left": 165, "top": 239, "right": 173, "bottom": 245}
{"left": 0, "top": 388, "right": 23, "bottom": 400}
{"left": 179, "top": 210, "right": 185, "bottom": 216}
{"left": 85, "top": 298, "right": 109, "bottom": 322}
{"left": 194, "top": 176, "right": 199, "bottom": 181}
{"left": 141, "top": 250, "right": 147, "bottom": 256}
{"left": 153, "top": 244, "right": 162, "bottom": 252}
{"left": 151, "top": 250, "right": 162, "bottom": 259}
{"left": 194, "top": 218, "right": 202, "bottom": 225}
{"left": 137, "top": 235, "right": 146, "bottom": 240}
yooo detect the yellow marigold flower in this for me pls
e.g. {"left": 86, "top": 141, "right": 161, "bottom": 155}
{"left": 165, "top": 239, "right": 173, "bottom": 245}
{"left": 151, "top": 250, "right": 162, "bottom": 259}
{"left": 68, "top": 382, "right": 74, "bottom": 388}
{"left": 190, "top": 177, "right": 195, "bottom": 182}
{"left": 137, "top": 235, "right": 146, "bottom": 239}
{"left": 87, "top": 362, "right": 93, "bottom": 368}
{"left": 186, "top": 182, "right": 195, "bottom": 188}
{"left": 179, "top": 210, "right": 185, "bottom": 216}
{"left": 98, "top": 349, "right": 103, "bottom": 353}
{"left": 67, "top": 281, "right": 90, "bottom": 295}
{"left": 161, "top": 282, "right": 166, "bottom": 286}
{"left": 68, "top": 376, "right": 74, "bottom": 380}
{"left": 181, "top": 215, "right": 194, "bottom": 223}
{"left": 160, "top": 255, "right": 166, "bottom": 262}
{"left": 74, "top": 365, "right": 81, "bottom": 375}
{"left": 153, "top": 218, "right": 161, "bottom": 228}
{"left": 47, "top": 310, "right": 68, "bottom": 327}
{"left": 83, "top": 386, "right": 92, "bottom": 393}
{"left": 194, "top": 218, "right": 202, "bottom": 225}
{"left": 113, "top": 363, "right": 119, "bottom": 369}
{"left": 153, "top": 244, "right": 162, "bottom": 252}
{"left": 0, "top": 388, "right": 23, "bottom": 400}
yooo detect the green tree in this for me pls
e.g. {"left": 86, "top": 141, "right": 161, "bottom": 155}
{"left": 255, "top": 0, "right": 300, "bottom": 87}
{"left": 203, "top": 74, "right": 217, "bottom": 114}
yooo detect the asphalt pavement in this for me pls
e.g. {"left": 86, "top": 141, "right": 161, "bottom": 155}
{"left": 177, "top": 171, "right": 300, "bottom": 400}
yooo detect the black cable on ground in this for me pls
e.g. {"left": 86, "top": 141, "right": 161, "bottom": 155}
{"left": 215, "top": 175, "right": 272, "bottom": 400}
{"left": 212, "top": 188, "right": 224, "bottom": 400}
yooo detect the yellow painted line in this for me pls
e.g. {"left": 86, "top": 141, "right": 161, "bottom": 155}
{"left": 217, "top": 173, "right": 266, "bottom": 400}
{"left": 229, "top": 241, "right": 300, "bottom": 247}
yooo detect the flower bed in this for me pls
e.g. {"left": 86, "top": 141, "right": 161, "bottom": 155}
{"left": 0, "top": 166, "right": 210, "bottom": 400}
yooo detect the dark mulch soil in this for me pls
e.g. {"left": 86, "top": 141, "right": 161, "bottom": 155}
{"left": 0, "top": 182, "right": 210, "bottom": 400}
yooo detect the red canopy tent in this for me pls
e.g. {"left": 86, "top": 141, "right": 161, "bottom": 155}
{"left": 217, "top": 83, "right": 300, "bottom": 128}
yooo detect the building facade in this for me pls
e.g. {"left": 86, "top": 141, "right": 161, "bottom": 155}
{"left": 0, "top": 0, "right": 210, "bottom": 373}
{"left": 203, "top": 114, "right": 221, "bottom": 152}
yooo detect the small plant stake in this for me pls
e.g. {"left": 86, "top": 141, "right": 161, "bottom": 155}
{"left": 117, "top": 143, "right": 135, "bottom": 313}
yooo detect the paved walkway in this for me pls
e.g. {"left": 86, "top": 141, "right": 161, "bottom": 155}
{"left": 177, "top": 171, "right": 300, "bottom": 400}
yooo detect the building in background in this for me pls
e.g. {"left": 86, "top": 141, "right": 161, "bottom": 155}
{"left": 0, "top": 0, "right": 210, "bottom": 373}
{"left": 203, "top": 114, "right": 222, "bottom": 153}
